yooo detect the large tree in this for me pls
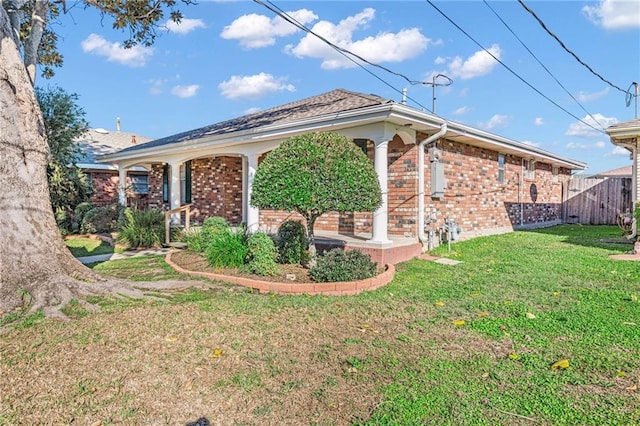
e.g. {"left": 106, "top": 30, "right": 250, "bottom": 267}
{"left": 251, "top": 132, "right": 382, "bottom": 261}
{"left": 0, "top": 1, "right": 191, "bottom": 317}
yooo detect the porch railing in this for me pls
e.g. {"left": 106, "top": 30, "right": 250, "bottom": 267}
{"left": 165, "top": 204, "right": 191, "bottom": 245}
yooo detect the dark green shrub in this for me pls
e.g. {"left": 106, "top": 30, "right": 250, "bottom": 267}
{"left": 117, "top": 207, "right": 166, "bottom": 248}
{"left": 244, "top": 232, "right": 278, "bottom": 276}
{"left": 206, "top": 227, "right": 248, "bottom": 269}
{"left": 74, "top": 202, "right": 94, "bottom": 229}
{"left": 276, "top": 220, "right": 309, "bottom": 264}
{"left": 310, "top": 248, "right": 378, "bottom": 283}
{"left": 81, "top": 205, "right": 120, "bottom": 234}
{"left": 55, "top": 208, "right": 73, "bottom": 236}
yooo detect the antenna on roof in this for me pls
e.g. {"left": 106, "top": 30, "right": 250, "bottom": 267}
{"left": 401, "top": 88, "right": 407, "bottom": 105}
{"left": 116, "top": 117, "right": 121, "bottom": 132}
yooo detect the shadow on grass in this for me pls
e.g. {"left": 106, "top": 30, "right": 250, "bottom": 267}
{"left": 522, "top": 224, "right": 634, "bottom": 252}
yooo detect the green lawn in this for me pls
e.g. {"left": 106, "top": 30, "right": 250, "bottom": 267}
{"left": 2, "top": 225, "right": 639, "bottom": 425}
{"left": 64, "top": 235, "right": 122, "bottom": 257}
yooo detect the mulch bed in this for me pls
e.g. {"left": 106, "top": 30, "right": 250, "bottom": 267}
{"left": 169, "top": 250, "right": 313, "bottom": 283}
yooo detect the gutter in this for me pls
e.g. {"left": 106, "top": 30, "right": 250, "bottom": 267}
{"left": 417, "top": 123, "right": 448, "bottom": 249}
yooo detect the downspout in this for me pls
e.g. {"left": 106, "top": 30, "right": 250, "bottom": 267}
{"left": 418, "top": 123, "right": 448, "bottom": 248}
{"left": 520, "top": 158, "right": 524, "bottom": 226}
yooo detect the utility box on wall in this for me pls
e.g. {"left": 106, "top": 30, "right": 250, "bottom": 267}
{"left": 430, "top": 162, "right": 445, "bottom": 199}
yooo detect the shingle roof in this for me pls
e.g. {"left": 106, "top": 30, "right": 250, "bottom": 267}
{"left": 608, "top": 119, "right": 640, "bottom": 131}
{"left": 117, "top": 89, "right": 391, "bottom": 154}
{"left": 77, "top": 129, "right": 153, "bottom": 165}
{"left": 592, "top": 165, "right": 632, "bottom": 177}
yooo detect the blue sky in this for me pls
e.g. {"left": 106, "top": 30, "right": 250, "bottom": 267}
{"left": 44, "top": 0, "right": 640, "bottom": 174}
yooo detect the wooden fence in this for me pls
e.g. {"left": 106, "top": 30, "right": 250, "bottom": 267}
{"left": 562, "top": 176, "right": 632, "bottom": 225}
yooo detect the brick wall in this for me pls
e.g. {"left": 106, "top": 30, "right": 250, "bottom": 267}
{"left": 146, "top": 137, "right": 569, "bottom": 239}
{"left": 88, "top": 171, "right": 148, "bottom": 208}
{"left": 148, "top": 157, "right": 243, "bottom": 225}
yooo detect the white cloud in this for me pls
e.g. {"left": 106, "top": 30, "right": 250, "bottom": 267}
{"left": 285, "top": 8, "right": 430, "bottom": 69}
{"left": 565, "top": 113, "right": 617, "bottom": 137}
{"left": 165, "top": 18, "right": 206, "bottom": 35}
{"left": 244, "top": 107, "right": 262, "bottom": 115}
{"left": 479, "top": 114, "right": 509, "bottom": 130}
{"left": 444, "top": 44, "right": 502, "bottom": 80}
{"left": 218, "top": 72, "right": 295, "bottom": 100}
{"left": 434, "top": 56, "right": 446, "bottom": 65}
{"left": 81, "top": 33, "right": 153, "bottom": 67}
{"left": 583, "top": 0, "right": 640, "bottom": 30}
{"left": 608, "top": 145, "right": 631, "bottom": 156}
{"left": 453, "top": 106, "right": 470, "bottom": 115}
{"left": 221, "top": 9, "right": 318, "bottom": 48}
{"left": 576, "top": 87, "right": 609, "bottom": 102}
{"left": 566, "top": 141, "right": 607, "bottom": 150}
{"left": 148, "top": 78, "right": 167, "bottom": 95}
{"left": 171, "top": 85, "right": 200, "bottom": 98}
{"left": 534, "top": 117, "right": 544, "bottom": 126}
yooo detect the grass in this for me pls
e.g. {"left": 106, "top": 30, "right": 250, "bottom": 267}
{"left": 1, "top": 225, "right": 639, "bottom": 425}
{"left": 64, "top": 235, "right": 123, "bottom": 257}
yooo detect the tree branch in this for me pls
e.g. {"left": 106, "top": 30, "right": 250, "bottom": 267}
{"left": 23, "top": 0, "right": 48, "bottom": 85}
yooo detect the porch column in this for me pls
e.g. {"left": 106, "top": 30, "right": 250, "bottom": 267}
{"left": 169, "top": 161, "right": 182, "bottom": 224}
{"left": 368, "top": 138, "right": 391, "bottom": 244}
{"left": 245, "top": 153, "right": 260, "bottom": 232}
{"left": 117, "top": 166, "right": 127, "bottom": 206}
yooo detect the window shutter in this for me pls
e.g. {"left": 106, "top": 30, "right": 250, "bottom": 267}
{"left": 185, "top": 161, "right": 192, "bottom": 204}
{"left": 162, "top": 164, "right": 169, "bottom": 203}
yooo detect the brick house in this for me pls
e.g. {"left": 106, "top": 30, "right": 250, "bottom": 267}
{"left": 76, "top": 126, "right": 152, "bottom": 207}
{"left": 100, "top": 89, "right": 586, "bottom": 264}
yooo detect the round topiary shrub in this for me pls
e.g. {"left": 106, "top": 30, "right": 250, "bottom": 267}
{"left": 310, "top": 248, "right": 378, "bottom": 283}
{"left": 81, "top": 204, "right": 120, "bottom": 234}
{"left": 276, "top": 220, "right": 309, "bottom": 264}
{"left": 244, "top": 232, "right": 279, "bottom": 276}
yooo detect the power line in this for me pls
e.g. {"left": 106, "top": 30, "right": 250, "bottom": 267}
{"left": 483, "top": 0, "right": 606, "bottom": 131}
{"left": 253, "top": 0, "right": 441, "bottom": 114}
{"left": 425, "top": 0, "right": 606, "bottom": 135}
{"left": 518, "top": 0, "right": 628, "bottom": 95}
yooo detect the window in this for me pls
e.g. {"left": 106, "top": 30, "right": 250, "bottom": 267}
{"left": 498, "top": 154, "right": 505, "bottom": 183}
{"left": 524, "top": 159, "right": 535, "bottom": 180}
{"left": 353, "top": 139, "right": 368, "bottom": 156}
{"left": 130, "top": 175, "right": 149, "bottom": 194}
{"left": 552, "top": 166, "right": 559, "bottom": 183}
{"left": 180, "top": 161, "right": 192, "bottom": 204}
{"left": 162, "top": 164, "right": 169, "bottom": 203}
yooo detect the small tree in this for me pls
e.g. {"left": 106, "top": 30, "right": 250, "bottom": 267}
{"left": 251, "top": 132, "right": 382, "bottom": 261}
{"left": 36, "top": 86, "right": 92, "bottom": 232}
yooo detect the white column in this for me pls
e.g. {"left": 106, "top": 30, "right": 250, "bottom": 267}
{"left": 245, "top": 153, "right": 260, "bottom": 232}
{"left": 368, "top": 139, "right": 391, "bottom": 244}
{"left": 169, "top": 161, "right": 182, "bottom": 224}
{"left": 117, "top": 166, "right": 127, "bottom": 206}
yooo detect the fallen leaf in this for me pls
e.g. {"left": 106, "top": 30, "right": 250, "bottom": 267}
{"left": 526, "top": 312, "right": 536, "bottom": 319}
{"left": 553, "top": 292, "right": 560, "bottom": 297}
{"left": 452, "top": 320, "right": 465, "bottom": 326}
{"left": 631, "top": 294, "right": 638, "bottom": 302}
{"left": 622, "top": 322, "right": 637, "bottom": 326}
{"left": 616, "top": 371, "right": 626, "bottom": 377}
{"left": 477, "top": 311, "right": 489, "bottom": 318}
{"left": 508, "top": 353, "right": 519, "bottom": 360}
{"left": 481, "top": 372, "right": 489, "bottom": 378}
{"left": 164, "top": 336, "right": 178, "bottom": 342}
{"left": 625, "top": 385, "right": 638, "bottom": 391}
{"left": 90, "top": 421, "right": 102, "bottom": 426}
{"left": 551, "top": 359, "right": 570, "bottom": 370}
{"left": 211, "top": 348, "right": 223, "bottom": 358}
{"left": 434, "top": 301, "right": 444, "bottom": 307}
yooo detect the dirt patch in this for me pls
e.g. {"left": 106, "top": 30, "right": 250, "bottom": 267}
{"left": 170, "top": 250, "right": 313, "bottom": 283}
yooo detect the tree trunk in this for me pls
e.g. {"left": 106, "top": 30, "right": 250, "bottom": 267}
{"left": 0, "top": 7, "right": 103, "bottom": 316}
{"left": 305, "top": 214, "right": 318, "bottom": 268}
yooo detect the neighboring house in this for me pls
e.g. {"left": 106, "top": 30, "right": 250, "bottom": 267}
{"left": 76, "top": 125, "right": 152, "bottom": 207}
{"left": 607, "top": 119, "right": 640, "bottom": 206}
{"left": 590, "top": 165, "right": 632, "bottom": 178}
{"left": 100, "top": 89, "right": 586, "bottom": 264}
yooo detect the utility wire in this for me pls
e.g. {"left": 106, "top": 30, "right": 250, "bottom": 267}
{"left": 254, "top": 0, "right": 440, "bottom": 114}
{"left": 425, "top": 0, "right": 606, "bottom": 135}
{"left": 483, "top": 0, "right": 606, "bottom": 131}
{"left": 518, "top": 0, "right": 628, "bottom": 95}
